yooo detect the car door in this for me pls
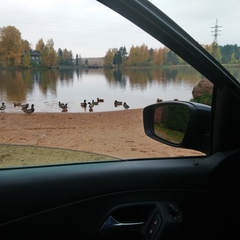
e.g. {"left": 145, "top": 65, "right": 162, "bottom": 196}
{"left": 0, "top": 0, "right": 240, "bottom": 240}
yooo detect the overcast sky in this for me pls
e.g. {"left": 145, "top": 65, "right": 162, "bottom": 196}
{"left": 1, "top": 0, "right": 239, "bottom": 58}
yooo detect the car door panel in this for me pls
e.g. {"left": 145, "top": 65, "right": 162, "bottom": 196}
{"left": 1, "top": 150, "right": 239, "bottom": 239}
{"left": 1, "top": 0, "right": 240, "bottom": 239}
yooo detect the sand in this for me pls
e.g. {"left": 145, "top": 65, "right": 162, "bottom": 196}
{"left": 0, "top": 109, "right": 203, "bottom": 167}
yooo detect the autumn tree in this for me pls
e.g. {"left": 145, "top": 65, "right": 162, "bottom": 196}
{"left": 0, "top": 26, "right": 22, "bottom": 66}
{"left": 37, "top": 39, "right": 58, "bottom": 67}
{"left": 22, "top": 40, "right": 31, "bottom": 52}
{"left": 46, "top": 39, "right": 58, "bottom": 67}
{"left": 230, "top": 52, "right": 237, "bottom": 64}
{"left": 211, "top": 42, "right": 221, "bottom": 62}
{"left": 35, "top": 38, "right": 45, "bottom": 51}
{"left": 127, "top": 44, "right": 150, "bottom": 65}
{"left": 153, "top": 48, "right": 163, "bottom": 65}
{"left": 21, "top": 51, "right": 31, "bottom": 67}
{"left": 20, "top": 40, "right": 31, "bottom": 67}
{"left": 104, "top": 48, "right": 118, "bottom": 67}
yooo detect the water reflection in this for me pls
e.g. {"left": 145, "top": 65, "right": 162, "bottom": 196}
{"left": 0, "top": 67, "right": 232, "bottom": 113}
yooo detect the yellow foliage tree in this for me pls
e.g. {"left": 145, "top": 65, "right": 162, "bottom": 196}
{"left": 127, "top": 44, "right": 150, "bottom": 65}
{"left": 0, "top": 26, "right": 22, "bottom": 66}
{"left": 35, "top": 38, "right": 45, "bottom": 51}
{"left": 104, "top": 48, "right": 118, "bottom": 67}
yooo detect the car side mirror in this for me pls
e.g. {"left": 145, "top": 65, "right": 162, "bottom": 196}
{"left": 143, "top": 101, "right": 211, "bottom": 154}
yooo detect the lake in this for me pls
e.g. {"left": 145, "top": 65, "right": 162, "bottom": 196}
{"left": 0, "top": 67, "right": 235, "bottom": 113}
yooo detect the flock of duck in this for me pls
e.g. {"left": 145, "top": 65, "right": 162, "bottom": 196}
{"left": 0, "top": 99, "right": 130, "bottom": 114}
{"left": 0, "top": 98, "right": 172, "bottom": 114}
{"left": 0, "top": 97, "right": 167, "bottom": 114}
{"left": 0, "top": 102, "right": 35, "bottom": 114}
{"left": 59, "top": 98, "right": 130, "bottom": 112}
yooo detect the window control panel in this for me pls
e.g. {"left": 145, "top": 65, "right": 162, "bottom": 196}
{"left": 146, "top": 212, "right": 161, "bottom": 240}
{"left": 145, "top": 202, "right": 182, "bottom": 240}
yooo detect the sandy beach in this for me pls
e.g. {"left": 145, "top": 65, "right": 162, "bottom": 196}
{"left": 0, "top": 109, "right": 203, "bottom": 164}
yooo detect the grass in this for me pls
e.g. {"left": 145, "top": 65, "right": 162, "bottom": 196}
{"left": 154, "top": 124, "right": 185, "bottom": 144}
{"left": 0, "top": 144, "right": 118, "bottom": 168}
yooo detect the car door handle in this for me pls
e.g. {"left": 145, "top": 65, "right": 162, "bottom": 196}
{"left": 99, "top": 215, "right": 144, "bottom": 232}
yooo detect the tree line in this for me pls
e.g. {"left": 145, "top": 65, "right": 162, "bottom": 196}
{"left": 104, "top": 43, "right": 240, "bottom": 67}
{"left": 0, "top": 26, "right": 78, "bottom": 68}
{"left": 1, "top": 25, "right": 240, "bottom": 68}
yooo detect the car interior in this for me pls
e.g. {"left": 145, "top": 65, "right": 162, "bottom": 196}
{"left": 0, "top": 0, "right": 240, "bottom": 239}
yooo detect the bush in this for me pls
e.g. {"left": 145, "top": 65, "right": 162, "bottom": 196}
{"left": 190, "top": 94, "right": 212, "bottom": 106}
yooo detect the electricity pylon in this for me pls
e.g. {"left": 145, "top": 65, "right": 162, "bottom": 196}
{"left": 211, "top": 19, "right": 222, "bottom": 44}
{"left": 211, "top": 19, "right": 222, "bottom": 61}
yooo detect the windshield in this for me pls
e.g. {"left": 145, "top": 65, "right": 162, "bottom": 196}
{"left": 0, "top": 0, "right": 239, "bottom": 168}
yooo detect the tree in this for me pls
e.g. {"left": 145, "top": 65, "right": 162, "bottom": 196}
{"left": 104, "top": 48, "right": 117, "bottom": 67}
{"left": 230, "top": 52, "right": 237, "bottom": 64}
{"left": 21, "top": 51, "right": 31, "bottom": 67}
{"left": 0, "top": 25, "right": 22, "bottom": 66}
{"left": 211, "top": 42, "right": 221, "bottom": 62}
{"left": 127, "top": 44, "right": 150, "bottom": 65}
{"left": 113, "top": 46, "right": 128, "bottom": 66}
{"left": 153, "top": 48, "right": 164, "bottom": 65}
{"left": 38, "top": 39, "right": 57, "bottom": 67}
{"left": 165, "top": 50, "right": 179, "bottom": 65}
{"left": 58, "top": 48, "right": 63, "bottom": 64}
{"left": 76, "top": 54, "right": 79, "bottom": 65}
{"left": 46, "top": 39, "right": 58, "bottom": 67}
{"left": 22, "top": 40, "right": 31, "bottom": 52}
{"left": 220, "top": 44, "right": 240, "bottom": 64}
{"left": 35, "top": 38, "right": 45, "bottom": 51}
{"left": 148, "top": 48, "right": 154, "bottom": 64}
{"left": 62, "top": 48, "right": 73, "bottom": 65}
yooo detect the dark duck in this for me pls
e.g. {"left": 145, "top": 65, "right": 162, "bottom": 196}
{"left": 24, "top": 104, "right": 35, "bottom": 114}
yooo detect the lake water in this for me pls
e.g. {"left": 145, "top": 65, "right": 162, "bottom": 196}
{"left": 0, "top": 67, "right": 233, "bottom": 113}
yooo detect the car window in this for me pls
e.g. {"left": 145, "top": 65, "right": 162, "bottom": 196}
{"left": 0, "top": 0, "right": 239, "bottom": 168}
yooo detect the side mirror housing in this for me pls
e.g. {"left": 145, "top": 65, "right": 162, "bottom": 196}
{"left": 143, "top": 101, "right": 211, "bottom": 154}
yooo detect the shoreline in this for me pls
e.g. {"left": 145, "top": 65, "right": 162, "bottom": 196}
{"left": 0, "top": 109, "right": 203, "bottom": 163}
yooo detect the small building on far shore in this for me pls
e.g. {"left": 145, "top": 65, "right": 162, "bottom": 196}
{"left": 21, "top": 50, "right": 41, "bottom": 65}
{"left": 82, "top": 57, "right": 104, "bottom": 68}
{"left": 29, "top": 50, "right": 40, "bottom": 64}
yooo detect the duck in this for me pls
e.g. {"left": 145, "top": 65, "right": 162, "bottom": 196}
{"left": 58, "top": 101, "right": 65, "bottom": 108}
{"left": 60, "top": 103, "right": 68, "bottom": 110}
{"left": 21, "top": 103, "right": 29, "bottom": 110}
{"left": 80, "top": 100, "right": 87, "bottom": 108}
{"left": 88, "top": 102, "right": 94, "bottom": 108}
{"left": 92, "top": 99, "right": 98, "bottom": 105}
{"left": 0, "top": 102, "right": 6, "bottom": 111}
{"left": 59, "top": 101, "right": 68, "bottom": 110}
{"left": 23, "top": 104, "right": 35, "bottom": 114}
{"left": 123, "top": 102, "right": 130, "bottom": 109}
{"left": 88, "top": 102, "right": 94, "bottom": 112}
{"left": 14, "top": 102, "right": 22, "bottom": 107}
{"left": 114, "top": 100, "right": 123, "bottom": 106}
{"left": 97, "top": 98, "right": 104, "bottom": 103}
{"left": 156, "top": 98, "right": 163, "bottom": 103}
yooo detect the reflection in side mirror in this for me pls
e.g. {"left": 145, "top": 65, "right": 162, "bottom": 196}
{"left": 153, "top": 105, "right": 190, "bottom": 144}
{"left": 144, "top": 101, "right": 211, "bottom": 154}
